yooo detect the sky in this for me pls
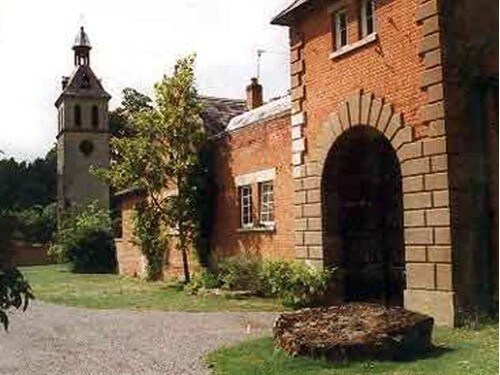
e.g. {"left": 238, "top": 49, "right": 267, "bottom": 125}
{"left": 0, "top": 0, "right": 291, "bottom": 161}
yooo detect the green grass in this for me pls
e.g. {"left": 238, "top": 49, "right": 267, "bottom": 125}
{"left": 207, "top": 324, "right": 499, "bottom": 375}
{"left": 21, "top": 264, "right": 283, "bottom": 312}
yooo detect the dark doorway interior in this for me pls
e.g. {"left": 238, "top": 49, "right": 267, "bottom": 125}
{"left": 322, "top": 126, "right": 405, "bottom": 306}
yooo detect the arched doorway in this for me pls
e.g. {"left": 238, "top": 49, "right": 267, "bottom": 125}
{"left": 322, "top": 126, "right": 405, "bottom": 306}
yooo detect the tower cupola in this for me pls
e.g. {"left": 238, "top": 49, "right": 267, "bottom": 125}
{"left": 72, "top": 26, "right": 91, "bottom": 66}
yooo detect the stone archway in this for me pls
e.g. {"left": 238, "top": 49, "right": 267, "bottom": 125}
{"left": 293, "top": 90, "right": 455, "bottom": 325}
{"left": 322, "top": 126, "right": 405, "bottom": 306}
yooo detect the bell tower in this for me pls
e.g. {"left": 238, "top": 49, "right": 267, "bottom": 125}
{"left": 55, "top": 26, "right": 111, "bottom": 215}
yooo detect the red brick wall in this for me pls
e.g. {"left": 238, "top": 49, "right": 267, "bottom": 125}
{"left": 5, "top": 242, "right": 51, "bottom": 267}
{"left": 284, "top": 0, "right": 497, "bottom": 323}
{"left": 116, "top": 112, "right": 295, "bottom": 275}
{"left": 298, "top": 0, "right": 426, "bottom": 144}
{"left": 286, "top": 0, "right": 459, "bottom": 325}
{"left": 211, "top": 113, "right": 295, "bottom": 261}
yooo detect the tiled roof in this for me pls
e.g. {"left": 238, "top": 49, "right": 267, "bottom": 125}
{"left": 200, "top": 96, "right": 247, "bottom": 135}
{"left": 55, "top": 65, "right": 111, "bottom": 106}
{"left": 226, "top": 95, "right": 290, "bottom": 132}
{"left": 271, "top": 0, "right": 311, "bottom": 25}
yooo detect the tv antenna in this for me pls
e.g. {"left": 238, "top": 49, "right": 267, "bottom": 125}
{"left": 256, "top": 49, "right": 266, "bottom": 80}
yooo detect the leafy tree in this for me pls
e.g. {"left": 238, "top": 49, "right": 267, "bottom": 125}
{"left": 96, "top": 55, "right": 206, "bottom": 282}
{"left": 121, "top": 87, "right": 153, "bottom": 114}
{"left": 0, "top": 268, "right": 33, "bottom": 330}
{"left": 0, "top": 147, "right": 56, "bottom": 211}
{"left": 109, "top": 88, "right": 152, "bottom": 140}
{"left": 50, "top": 202, "right": 117, "bottom": 273}
{"left": 12, "top": 203, "right": 57, "bottom": 244}
{"left": 0, "top": 148, "right": 57, "bottom": 245}
{"left": 0, "top": 210, "right": 33, "bottom": 330}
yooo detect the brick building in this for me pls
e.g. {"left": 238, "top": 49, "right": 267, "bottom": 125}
{"left": 116, "top": 0, "right": 498, "bottom": 326}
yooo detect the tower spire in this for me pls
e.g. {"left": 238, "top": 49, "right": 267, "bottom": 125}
{"left": 73, "top": 26, "right": 91, "bottom": 66}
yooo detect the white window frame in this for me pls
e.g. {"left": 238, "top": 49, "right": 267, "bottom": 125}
{"left": 240, "top": 185, "right": 253, "bottom": 228}
{"left": 334, "top": 9, "right": 348, "bottom": 50}
{"left": 259, "top": 181, "right": 274, "bottom": 225}
{"left": 361, "top": 0, "right": 376, "bottom": 38}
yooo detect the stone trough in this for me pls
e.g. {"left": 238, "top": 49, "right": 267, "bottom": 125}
{"left": 273, "top": 303, "right": 434, "bottom": 362}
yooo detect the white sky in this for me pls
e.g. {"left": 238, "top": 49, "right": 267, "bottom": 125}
{"left": 0, "top": 0, "right": 291, "bottom": 161}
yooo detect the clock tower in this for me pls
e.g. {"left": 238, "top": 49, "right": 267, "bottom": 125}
{"left": 55, "top": 26, "right": 111, "bottom": 214}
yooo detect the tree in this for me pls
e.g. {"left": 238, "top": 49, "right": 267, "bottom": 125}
{"left": 121, "top": 87, "right": 153, "bottom": 114}
{"left": 97, "top": 55, "right": 206, "bottom": 282}
{"left": 12, "top": 203, "right": 57, "bottom": 244}
{"left": 0, "top": 147, "right": 56, "bottom": 211}
{"left": 108, "top": 88, "right": 153, "bottom": 228}
{"left": 0, "top": 268, "right": 33, "bottom": 330}
{"left": 0, "top": 148, "right": 57, "bottom": 245}
{"left": 109, "top": 88, "right": 152, "bottom": 140}
{"left": 0, "top": 210, "right": 33, "bottom": 330}
{"left": 0, "top": 150, "right": 35, "bottom": 330}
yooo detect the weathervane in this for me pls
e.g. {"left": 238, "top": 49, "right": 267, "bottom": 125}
{"left": 78, "top": 13, "right": 86, "bottom": 27}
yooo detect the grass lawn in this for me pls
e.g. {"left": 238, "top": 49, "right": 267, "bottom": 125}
{"left": 21, "top": 264, "right": 283, "bottom": 312}
{"left": 207, "top": 323, "right": 499, "bottom": 375}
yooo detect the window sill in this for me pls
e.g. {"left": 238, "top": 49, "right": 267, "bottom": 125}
{"left": 237, "top": 224, "right": 276, "bottom": 233}
{"left": 329, "top": 33, "right": 378, "bottom": 60}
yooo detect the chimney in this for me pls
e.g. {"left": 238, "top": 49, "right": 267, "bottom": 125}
{"left": 61, "top": 76, "right": 69, "bottom": 90}
{"left": 246, "top": 77, "right": 263, "bottom": 110}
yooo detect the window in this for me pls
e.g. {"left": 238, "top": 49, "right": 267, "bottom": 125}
{"left": 260, "top": 181, "right": 274, "bottom": 225}
{"left": 92, "top": 105, "right": 99, "bottom": 128}
{"left": 74, "top": 105, "right": 81, "bottom": 127}
{"left": 361, "top": 0, "right": 375, "bottom": 37}
{"left": 58, "top": 109, "right": 62, "bottom": 132}
{"left": 333, "top": 9, "right": 348, "bottom": 50}
{"left": 240, "top": 185, "right": 253, "bottom": 227}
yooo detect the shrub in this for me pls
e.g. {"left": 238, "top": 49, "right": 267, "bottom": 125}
{"left": 186, "top": 253, "right": 334, "bottom": 308}
{"left": 217, "top": 253, "right": 263, "bottom": 293}
{"left": 51, "top": 202, "right": 117, "bottom": 273}
{"left": 67, "top": 229, "right": 116, "bottom": 274}
{"left": 185, "top": 269, "right": 221, "bottom": 294}
{"left": 261, "top": 260, "right": 333, "bottom": 308}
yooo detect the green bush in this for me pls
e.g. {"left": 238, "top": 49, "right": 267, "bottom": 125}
{"left": 261, "top": 260, "right": 333, "bottom": 308}
{"left": 217, "top": 253, "right": 262, "bottom": 293}
{"left": 187, "top": 253, "right": 333, "bottom": 308}
{"left": 185, "top": 269, "right": 221, "bottom": 294}
{"left": 67, "top": 229, "right": 116, "bottom": 274}
{"left": 51, "top": 202, "right": 116, "bottom": 273}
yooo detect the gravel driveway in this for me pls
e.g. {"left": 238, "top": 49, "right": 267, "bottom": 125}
{"left": 0, "top": 302, "right": 277, "bottom": 375}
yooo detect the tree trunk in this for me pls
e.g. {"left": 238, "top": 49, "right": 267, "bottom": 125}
{"left": 179, "top": 225, "right": 190, "bottom": 283}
